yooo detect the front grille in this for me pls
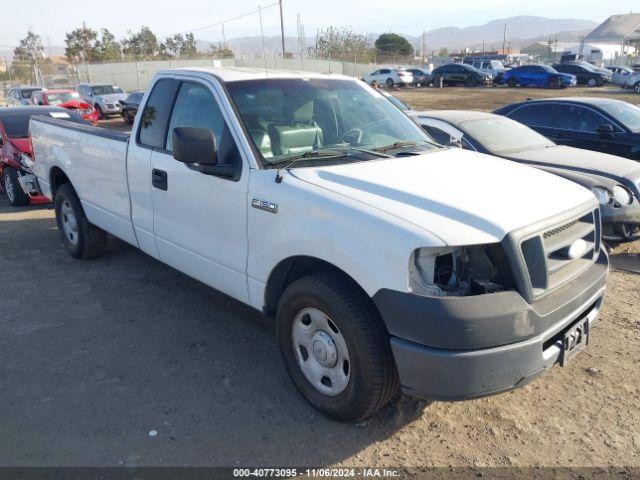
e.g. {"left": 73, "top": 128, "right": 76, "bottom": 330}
{"left": 519, "top": 208, "right": 600, "bottom": 298}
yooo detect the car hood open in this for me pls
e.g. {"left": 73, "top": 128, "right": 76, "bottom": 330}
{"left": 290, "top": 148, "right": 595, "bottom": 245}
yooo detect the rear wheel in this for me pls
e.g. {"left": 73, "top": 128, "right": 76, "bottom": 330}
{"left": 124, "top": 110, "right": 135, "bottom": 125}
{"left": 95, "top": 104, "right": 105, "bottom": 120}
{"left": 2, "top": 167, "right": 29, "bottom": 206}
{"left": 634, "top": 82, "right": 640, "bottom": 94}
{"left": 276, "top": 272, "right": 399, "bottom": 422}
{"left": 54, "top": 183, "right": 107, "bottom": 259}
{"left": 385, "top": 78, "right": 394, "bottom": 88}
{"left": 507, "top": 77, "right": 517, "bottom": 88}
{"left": 432, "top": 75, "right": 443, "bottom": 87}
{"left": 466, "top": 76, "right": 478, "bottom": 88}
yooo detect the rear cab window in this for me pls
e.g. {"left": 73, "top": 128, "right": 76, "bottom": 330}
{"left": 137, "top": 79, "right": 179, "bottom": 149}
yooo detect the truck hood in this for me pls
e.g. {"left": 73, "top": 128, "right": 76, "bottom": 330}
{"left": 291, "top": 148, "right": 595, "bottom": 245}
{"left": 505, "top": 145, "right": 640, "bottom": 194}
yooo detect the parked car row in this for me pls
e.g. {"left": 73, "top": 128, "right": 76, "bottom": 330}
{"left": 363, "top": 61, "right": 640, "bottom": 91}
{"left": 1, "top": 68, "right": 637, "bottom": 423}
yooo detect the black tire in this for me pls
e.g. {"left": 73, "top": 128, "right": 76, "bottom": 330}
{"left": 587, "top": 78, "right": 597, "bottom": 88}
{"left": 54, "top": 183, "right": 107, "bottom": 259}
{"left": 466, "top": 76, "right": 478, "bottom": 88}
{"left": 432, "top": 75, "right": 442, "bottom": 87}
{"left": 276, "top": 272, "right": 399, "bottom": 422}
{"left": 95, "top": 104, "right": 105, "bottom": 120}
{"left": 124, "top": 110, "right": 135, "bottom": 125}
{"left": 2, "top": 167, "right": 29, "bottom": 206}
{"left": 507, "top": 77, "right": 517, "bottom": 88}
{"left": 385, "top": 78, "right": 394, "bottom": 88}
{"left": 634, "top": 82, "right": 640, "bottom": 94}
{"left": 548, "top": 77, "right": 560, "bottom": 89}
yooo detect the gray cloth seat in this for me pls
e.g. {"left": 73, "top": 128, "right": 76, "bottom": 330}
{"left": 268, "top": 101, "right": 323, "bottom": 156}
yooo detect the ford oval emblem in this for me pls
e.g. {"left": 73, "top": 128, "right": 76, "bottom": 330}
{"left": 567, "top": 239, "right": 588, "bottom": 260}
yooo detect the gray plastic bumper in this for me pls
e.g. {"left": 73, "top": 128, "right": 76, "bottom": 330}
{"left": 374, "top": 249, "right": 608, "bottom": 401}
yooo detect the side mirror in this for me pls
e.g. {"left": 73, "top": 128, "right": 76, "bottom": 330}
{"left": 596, "top": 124, "right": 615, "bottom": 138}
{"left": 446, "top": 139, "right": 462, "bottom": 148}
{"left": 172, "top": 127, "right": 236, "bottom": 178}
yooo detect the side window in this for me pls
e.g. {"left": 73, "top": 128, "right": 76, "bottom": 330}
{"left": 507, "top": 104, "right": 553, "bottom": 127}
{"left": 138, "top": 78, "right": 179, "bottom": 149}
{"left": 380, "top": 69, "right": 390, "bottom": 74}
{"left": 165, "top": 82, "right": 225, "bottom": 152}
{"left": 422, "top": 125, "right": 454, "bottom": 145}
{"left": 556, "top": 105, "right": 605, "bottom": 132}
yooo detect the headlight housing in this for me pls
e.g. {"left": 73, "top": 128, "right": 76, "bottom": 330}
{"left": 15, "top": 152, "right": 34, "bottom": 172}
{"left": 612, "top": 185, "right": 633, "bottom": 205}
{"left": 591, "top": 187, "right": 612, "bottom": 205}
{"left": 409, "top": 244, "right": 514, "bottom": 297}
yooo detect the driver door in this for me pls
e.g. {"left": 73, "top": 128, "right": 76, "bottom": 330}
{"left": 148, "top": 78, "right": 250, "bottom": 303}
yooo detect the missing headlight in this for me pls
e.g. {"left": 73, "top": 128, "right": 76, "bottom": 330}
{"left": 410, "top": 244, "right": 515, "bottom": 297}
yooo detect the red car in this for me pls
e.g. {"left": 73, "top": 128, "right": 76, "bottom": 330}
{"left": 0, "top": 107, "right": 88, "bottom": 206}
{"left": 32, "top": 89, "right": 99, "bottom": 125}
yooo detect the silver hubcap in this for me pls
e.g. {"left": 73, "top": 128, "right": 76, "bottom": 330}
{"left": 291, "top": 307, "right": 351, "bottom": 396}
{"left": 60, "top": 200, "right": 79, "bottom": 246}
{"left": 4, "top": 173, "right": 15, "bottom": 202}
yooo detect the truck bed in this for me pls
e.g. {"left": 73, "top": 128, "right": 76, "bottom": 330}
{"left": 30, "top": 116, "right": 138, "bottom": 246}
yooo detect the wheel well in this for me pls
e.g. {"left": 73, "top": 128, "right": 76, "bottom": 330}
{"left": 263, "top": 256, "right": 369, "bottom": 317}
{"left": 49, "top": 167, "right": 71, "bottom": 197}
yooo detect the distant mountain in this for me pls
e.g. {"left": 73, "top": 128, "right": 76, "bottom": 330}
{"left": 198, "top": 16, "right": 598, "bottom": 57}
{"left": 418, "top": 16, "right": 598, "bottom": 51}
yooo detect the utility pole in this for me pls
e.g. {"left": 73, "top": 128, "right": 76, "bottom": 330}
{"left": 279, "top": 0, "right": 286, "bottom": 58}
{"left": 502, "top": 23, "right": 507, "bottom": 54}
{"left": 422, "top": 30, "right": 426, "bottom": 65}
{"left": 222, "top": 24, "right": 226, "bottom": 48}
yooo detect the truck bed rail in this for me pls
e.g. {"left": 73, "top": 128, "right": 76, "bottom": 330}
{"left": 32, "top": 115, "right": 130, "bottom": 143}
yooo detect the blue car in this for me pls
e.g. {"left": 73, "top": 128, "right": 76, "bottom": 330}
{"left": 502, "top": 64, "right": 576, "bottom": 89}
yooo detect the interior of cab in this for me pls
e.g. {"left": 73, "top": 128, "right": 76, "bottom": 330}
{"left": 227, "top": 78, "right": 431, "bottom": 165}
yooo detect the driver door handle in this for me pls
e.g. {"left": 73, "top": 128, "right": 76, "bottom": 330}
{"left": 152, "top": 169, "right": 168, "bottom": 191}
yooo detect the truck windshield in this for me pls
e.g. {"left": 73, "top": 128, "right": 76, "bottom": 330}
{"left": 226, "top": 78, "right": 436, "bottom": 167}
{"left": 460, "top": 117, "right": 555, "bottom": 154}
{"left": 91, "top": 85, "right": 125, "bottom": 95}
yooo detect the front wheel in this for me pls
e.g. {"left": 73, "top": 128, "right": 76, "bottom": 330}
{"left": 54, "top": 184, "right": 107, "bottom": 259}
{"left": 507, "top": 77, "right": 517, "bottom": 88}
{"left": 634, "top": 82, "right": 640, "bottom": 94}
{"left": 587, "top": 78, "right": 597, "bottom": 88}
{"left": 548, "top": 77, "right": 560, "bottom": 89}
{"left": 2, "top": 167, "right": 29, "bottom": 206}
{"left": 385, "top": 78, "right": 394, "bottom": 88}
{"left": 95, "top": 104, "right": 105, "bottom": 120}
{"left": 466, "top": 76, "right": 478, "bottom": 88}
{"left": 276, "top": 272, "right": 399, "bottom": 422}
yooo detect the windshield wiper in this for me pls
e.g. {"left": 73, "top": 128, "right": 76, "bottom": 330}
{"left": 372, "top": 141, "right": 419, "bottom": 153}
{"left": 273, "top": 149, "right": 349, "bottom": 183}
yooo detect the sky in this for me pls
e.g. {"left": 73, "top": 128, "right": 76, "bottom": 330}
{"left": 0, "top": 0, "right": 638, "bottom": 52}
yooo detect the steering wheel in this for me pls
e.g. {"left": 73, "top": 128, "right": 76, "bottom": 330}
{"left": 341, "top": 128, "right": 364, "bottom": 144}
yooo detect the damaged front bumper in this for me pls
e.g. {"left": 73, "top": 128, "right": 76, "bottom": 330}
{"left": 373, "top": 249, "right": 608, "bottom": 401}
{"left": 600, "top": 200, "right": 640, "bottom": 241}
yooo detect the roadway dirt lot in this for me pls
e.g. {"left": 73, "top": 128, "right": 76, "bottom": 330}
{"left": 1, "top": 89, "right": 639, "bottom": 468}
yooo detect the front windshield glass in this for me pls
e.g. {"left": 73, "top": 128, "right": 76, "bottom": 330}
{"left": 460, "top": 117, "right": 555, "bottom": 154}
{"left": 599, "top": 102, "right": 640, "bottom": 133}
{"left": 91, "top": 85, "right": 125, "bottom": 95}
{"left": 46, "top": 92, "right": 80, "bottom": 105}
{"left": 226, "top": 78, "right": 436, "bottom": 166}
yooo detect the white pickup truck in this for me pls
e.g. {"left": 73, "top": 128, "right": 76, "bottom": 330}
{"left": 30, "top": 68, "right": 608, "bottom": 422}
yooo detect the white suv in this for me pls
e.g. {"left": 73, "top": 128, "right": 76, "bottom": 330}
{"left": 363, "top": 68, "right": 414, "bottom": 87}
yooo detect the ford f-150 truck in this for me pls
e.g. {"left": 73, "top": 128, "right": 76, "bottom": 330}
{"left": 30, "top": 68, "right": 609, "bottom": 422}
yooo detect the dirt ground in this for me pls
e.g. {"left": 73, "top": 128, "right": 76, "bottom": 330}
{"left": 393, "top": 84, "right": 640, "bottom": 111}
{"left": 1, "top": 88, "right": 639, "bottom": 468}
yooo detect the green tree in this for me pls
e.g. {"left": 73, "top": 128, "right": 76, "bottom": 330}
{"left": 180, "top": 33, "right": 198, "bottom": 58}
{"left": 65, "top": 25, "right": 98, "bottom": 62}
{"left": 313, "top": 26, "right": 374, "bottom": 62}
{"left": 95, "top": 29, "right": 122, "bottom": 61}
{"left": 438, "top": 48, "right": 449, "bottom": 58}
{"left": 12, "top": 30, "right": 45, "bottom": 83}
{"left": 122, "top": 26, "right": 159, "bottom": 59}
{"left": 374, "top": 33, "right": 413, "bottom": 56}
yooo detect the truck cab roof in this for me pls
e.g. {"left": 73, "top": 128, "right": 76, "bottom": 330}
{"left": 156, "top": 66, "right": 351, "bottom": 84}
